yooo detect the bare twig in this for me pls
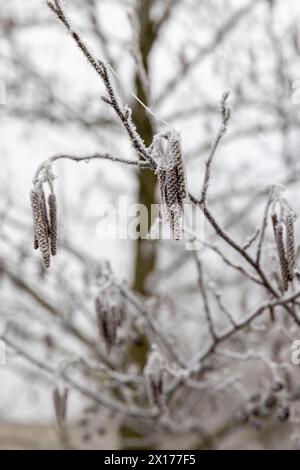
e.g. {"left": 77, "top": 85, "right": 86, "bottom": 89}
{"left": 193, "top": 253, "right": 217, "bottom": 342}
{"left": 200, "top": 91, "right": 230, "bottom": 205}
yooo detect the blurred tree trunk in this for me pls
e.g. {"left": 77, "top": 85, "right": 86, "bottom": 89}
{"left": 132, "top": 0, "right": 157, "bottom": 295}
{"left": 124, "top": 4, "right": 157, "bottom": 437}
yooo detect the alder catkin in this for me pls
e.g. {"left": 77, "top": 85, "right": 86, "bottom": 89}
{"left": 275, "top": 223, "right": 289, "bottom": 292}
{"left": 147, "top": 371, "right": 164, "bottom": 409}
{"left": 155, "top": 131, "right": 187, "bottom": 239}
{"left": 165, "top": 166, "right": 179, "bottom": 209}
{"left": 53, "top": 386, "right": 69, "bottom": 427}
{"left": 144, "top": 350, "right": 166, "bottom": 410}
{"left": 36, "top": 214, "right": 50, "bottom": 268}
{"left": 95, "top": 295, "right": 117, "bottom": 351}
{"left": 285, "top": 213, "right": 295, "bottom": 281}
{"left": 48, "top": 193, "right": 57, "bottom": 256}
{"left": 168, "top": 133, "right": 186, "bottom": 204}
{"left": 39, "top": 188, "right": 50, "bottom": 236}
{"left": 30, "top": 189, "right": 40, "bottom": 250}
{"left": 30, "top": 188, "right": 50, "bottom": 268}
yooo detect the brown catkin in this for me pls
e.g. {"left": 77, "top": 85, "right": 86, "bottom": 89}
{"left": 30, "top": 190, "right": 40, "bottom": 250}
{"left": 164, "top": 167, "right": 183, "bottom": 239}
{"left": 157, "top": 167, "right": 169, "bottom": 220}
{"left": 39, "top": 188, "right": 50, "bottom": 236}
{"left": 285, "top": 213, "right": 295, "bottom": 281}
{"left": 53, "top": 386, "right": 69, "bottom": 427}
{"left": 53, "top": 387, "right": 61, "bottom": 425}
{"left": 148, "top": 372, "right": 164, "bottom": 409}
{"left": 144, "top": 352, "right": 166, "bottom": 410}
{"left": 169, "top": 134, "right": 186, "bottom": 203}
{"left": 31, "top": 189, "right": 50, "bottom": 267}
{"left": 154, "top": 131, "right": 187, "bottom": 239}
{"left": 36, "top": 215, "right": 50, "bottom": 268}
{"left": 175, "top": 165, "right": 186, "bottom": 204}
{"left": 48, "top": 193, "right": 57, "bottom": 256}
{"left": 95, "top": 296, "right": 117, "bottom": 351}
{"left": 275, "top": 223, "right": 289, "bottom": 292}
{"left": 165, "top": 166, "right": 179, "bottom": 210}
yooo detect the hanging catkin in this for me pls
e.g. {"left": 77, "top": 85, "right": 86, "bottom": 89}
{"left": 275, "top": 223, "right": 289, "bottom": 292}
{"left": 95, "top": 294, "right": 118, "bottom": 351}
{"left": 272, "top": 214, "right": 289, "bottom": 292}
{"left": 30, "top": 181, "right": 58, "bottom": 268}
{"left": 154, "top": 130, "right": 187, "bottom": 240}
{"left": 271, "top": 194, "right": 297, "bottom": 292}
{"left": 285, "top": 213, "right": 295, "bottom": 281}
{"left": 168, "top": 133, "right": 187, "bottom": 204}
{"left": 39, "top": 188, "right": 50, "bottom": 236}
{"left": 53, "top": 386, "right": 69, "bottom": 427}
{"left": 30, "top": 188, "right": 50, "bottom": 268}
{"left": 48, "top": 193, "right": 57, "bottom": 256}
{"left": 30, "top": 189, "right": 40, "bottom": 250}
{"left": 144, "top": 349, "right": 166, "bottom": 410}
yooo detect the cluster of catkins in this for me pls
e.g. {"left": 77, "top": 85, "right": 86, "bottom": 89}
{"left": 30, "top": 182, "right": 57, "bottom": 268}
{"left": 152, "top": 130, "right": 187, "bottom": 240}
{"left": 94, "top": 283, "right": 122, "bottom": 352}
{"left": 271, "top": 198, "right": 296, "bottom": 292}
